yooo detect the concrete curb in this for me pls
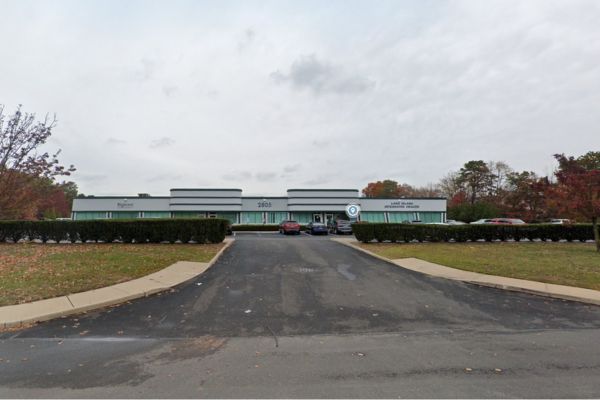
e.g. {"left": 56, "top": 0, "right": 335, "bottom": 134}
{"left": 331, "top": 238, "right": 600, "bottom": 306}
{"left": 0, "top": 238, "right": 235, "bottom": 329}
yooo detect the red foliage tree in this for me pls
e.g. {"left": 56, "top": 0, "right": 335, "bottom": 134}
{"left": 552, "top": 153, "right": 600, "bottom": 251}
{"left": 0, "top": 105, "right": 75, "bottom": 220}
{"left": 362, "top": 180, "right": 415, "bottom": 198}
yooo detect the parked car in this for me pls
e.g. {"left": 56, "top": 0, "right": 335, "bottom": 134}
{"left": 279, "top": 220, "right": 301, "bottom": 235}
{"left": 489, "top": 218, "right": 526, "bottom": 225}
{"left": 550, "top": 218, "right": 572, "bottom": 224}
{"left": 328, "top": 219, "right": 352, "bottom": 234}
{"left": 446, "top": 219, "right": 466, "bottom": 225}
{"left": 470, "top": 219, "right": 492, "bottom": 224}
{"left": 306, "top": 222, "right": 328, "bottom": 235}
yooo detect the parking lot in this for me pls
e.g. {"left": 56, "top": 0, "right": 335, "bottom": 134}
{"left": 2, "top": 232, "right": 600, "bottom": 397}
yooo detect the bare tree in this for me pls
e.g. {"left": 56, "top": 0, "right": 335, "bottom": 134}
{"left": 438, "top": 171, "right": 462, "bottom": 199}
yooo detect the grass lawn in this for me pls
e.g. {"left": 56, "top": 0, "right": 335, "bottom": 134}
{"left": 359, "top": 242, "right": 600, "bottom": 291}
{"left": 0, "top": 243, "right": 224, "bottom": 306}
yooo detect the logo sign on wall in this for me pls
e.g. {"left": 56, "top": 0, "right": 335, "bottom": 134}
{"left": 345, "top": 203, "right": 361, "bottom": 219}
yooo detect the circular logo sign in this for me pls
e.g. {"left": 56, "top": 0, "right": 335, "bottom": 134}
{"left": 345, "top": 204, "right": 361, "bottom": 218}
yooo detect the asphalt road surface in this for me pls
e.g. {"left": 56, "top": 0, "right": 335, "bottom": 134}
{"left": 1, "top": 232, "right": 600, "bottom": 398}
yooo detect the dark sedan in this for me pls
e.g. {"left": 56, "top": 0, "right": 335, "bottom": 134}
{"left": 306, "top": 222, "right": 328, "bottom": 235}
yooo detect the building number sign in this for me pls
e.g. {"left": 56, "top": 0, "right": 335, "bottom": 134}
{"left": 257, "top": 200, "right": 272, "bottom": 208}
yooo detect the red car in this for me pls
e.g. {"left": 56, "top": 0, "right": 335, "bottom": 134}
{"left": 279, "top": 220, "right": 301, "bottom": 235}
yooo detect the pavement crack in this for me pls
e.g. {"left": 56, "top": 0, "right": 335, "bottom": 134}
{"left": 265, "top": 325, "right": 279, "bottom": 348}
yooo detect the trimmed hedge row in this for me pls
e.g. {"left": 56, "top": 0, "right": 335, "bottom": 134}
{"left": 0, "top": 219, "right": 227, "bottom": 244}
{"left": 352, "top": 223, "right": 595, "bottom": 243}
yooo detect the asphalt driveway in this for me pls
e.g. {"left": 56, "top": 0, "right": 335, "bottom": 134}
{"left": 2, "top": 232, "right": 600, "bottom": 397}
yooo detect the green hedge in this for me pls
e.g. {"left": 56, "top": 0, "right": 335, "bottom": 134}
{"left": 232, "top": 224, "right": 308, "bottom": 231}
{"left": 0, "top": 219, "right": 227, "bottom": 244}
{"left": 352, "top": 223, "right": 595, "bottom": 243}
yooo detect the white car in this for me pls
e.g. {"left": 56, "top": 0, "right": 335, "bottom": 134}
{"left": 550, "top": 219, "right": 571, "bottom": 224}
{"left": 470, "top": 219, "right": 492, "bottom": 224}
{"left": 446, "top": 219, "right": 466, "bottom": 225}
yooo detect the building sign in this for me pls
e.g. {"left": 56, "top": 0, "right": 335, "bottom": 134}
{"left": 257, "top": 200, "right": 272, "bottom": 208}
{"left": 345, "top": 203, "right": 361, "bottom": 218}
{"left": 117, "top": 200, "right": 134, "bottom": 209}
{"left": 384, "top": 200, "right": 420, "bottom": 209}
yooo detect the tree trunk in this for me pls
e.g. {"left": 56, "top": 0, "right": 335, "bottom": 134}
{"left": 592, "top": 217, "right": 600, "bottom": 252}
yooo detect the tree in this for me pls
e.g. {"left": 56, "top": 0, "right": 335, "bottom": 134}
{"left": 58, "top": 181, "right": 79, "bottom": 211}
{"left": 447, "top": 202, "right": 500, "bottom": 223}
{"left": 488, "top": 161, "right": 513, "bottom": 198}
{"left": 456, "top": 161, "right": 496, "bottom": 204}
{"left": 0, "top": 105, "right": 75, "bottom": 220}
{"left": 438, "top": 171, "right": 462, "bottom": 199}
{"left": 552, "top": 153, "right": 600, "bottom": 252}
{"left": 503, "top": 171, "right": 552, "bottom": 222}
{"left": 410, "top": 183, "right": 442, "bottom": 197}
{"left": 362, "top": 180, "right": 414, "bottom": 198}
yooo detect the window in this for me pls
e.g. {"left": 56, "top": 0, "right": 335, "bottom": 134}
{"left": 241, "top": 212, "right": 263, "bottom": 224}
{"left": 420, "top": 212, "right": 442, "bottom": 223}
{"left": 173, "top": 211, "right": 203, "bottom": 218}
{"left": 267, "top": 212, "right": 288, "bottom": 224}
{"left": 290, "top": 212, "right": 312, "bottom": 224}
{"left": 360, "top": 212, "right": 386, "bottom": 222}
{"left": 112, "top": 211, "right": 139, "bottom": 219}
{"left": 73, "top": 211, "right": 108, "bottom": 220}
{"left": 216, "top": 212, "right": 238, "bottom": 224}
{"left": 142, "top": 211, "right": 171, "bottom": 218}
{"left": 387, "top": 212, "right": 415, "bottom": 223}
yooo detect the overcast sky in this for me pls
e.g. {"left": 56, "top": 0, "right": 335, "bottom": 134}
{"left": 1, "top": 0, "right": 599, "bottom": 196}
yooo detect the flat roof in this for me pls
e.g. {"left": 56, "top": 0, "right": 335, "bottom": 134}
{"left": 170, "top": 188, "right": 242, "bottom": 191}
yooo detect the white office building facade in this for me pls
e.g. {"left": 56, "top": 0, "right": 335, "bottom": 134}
{"left": 72, "top": 188, "right": 447, "bottom": 225}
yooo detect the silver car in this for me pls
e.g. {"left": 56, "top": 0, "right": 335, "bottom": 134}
{"left": 470, "top": 219, "right": 492, "bottom": 224}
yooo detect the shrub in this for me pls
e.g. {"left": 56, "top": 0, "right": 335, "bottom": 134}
{"left": 0, "top": 218, "right": 227, "bottom": 244}
{"left": 352, "top": 222, "right": 595, "bottom": 244}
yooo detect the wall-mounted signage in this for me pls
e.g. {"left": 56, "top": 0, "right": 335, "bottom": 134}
{"left": 384, "top": 200, "right": 420, "bottom": 209}
{"left": 257, "top": 200, "right": 272, "bottom": 208}
{"left": 117, "top": 200, "right": 134, "bottom": 209}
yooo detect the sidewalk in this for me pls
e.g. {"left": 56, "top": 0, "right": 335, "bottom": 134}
{"left": 332, "top": 237, "right": 600, "bottom": 306}
{"left": 0, "top": 238, "right": 234, "bottom": 329}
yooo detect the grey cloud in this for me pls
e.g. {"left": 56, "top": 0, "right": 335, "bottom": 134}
{"left": 237, "top": 28, "right": 256, "bottom": 51}
{"left": 106, "top": 137, "right": 127, "bottom": 145}
{"left": 271, "top": 55, "right": 375, "bottom": 95}
{"left": 255, "top": 172, "right": 277, "bottom": 182}
{"left": 162, "top": 85, "right": 178, "bottom": 97}
{"left": 137, "top": 57, "right": 156, "bottom": 81}
{"left": 222, "top": 171, "right": 252, "bottom": 181}
{"left": 311, "top": 139, "right": 329, "bottom": 147}
{"left": 283, "top": 164, "right": 300, "bottom": 173}
{"left": 146, "top": 173, "right": 183, "bottom": 183}
{"left": 149, "top": 137, "right": 175, "bottom": 149}
{"left": 78, "top": 173, "right": 107, "bottom": 183}
{"left": 302, "top": 175, "right": 332, "bottom": 185}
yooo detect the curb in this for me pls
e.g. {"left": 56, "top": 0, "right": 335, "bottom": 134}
{"left": 331, "top": 238, "right": 600, "bottom": 306}
{"left": 0, "top": 238, "right": 235, "bottom": 329}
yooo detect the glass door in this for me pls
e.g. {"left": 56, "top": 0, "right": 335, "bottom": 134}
{"left": 325, "top": 213, "right": 333, "bottom": 225}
